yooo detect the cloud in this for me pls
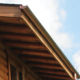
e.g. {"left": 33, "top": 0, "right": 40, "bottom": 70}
{"left": 54, "top": 33, "right": 72, "bottom": 49}
{"left": 60, "top": 9, "right": 66, "bottom": 20}
{"left": 73, "top": 51, "right": 80, "bottom": 74}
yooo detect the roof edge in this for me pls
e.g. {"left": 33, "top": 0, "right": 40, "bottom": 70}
{"left": 0, "top": 3, "right": 21, "bottom": 7}
{"left": 20, "top": 6, "right": 80, "bottom": 79}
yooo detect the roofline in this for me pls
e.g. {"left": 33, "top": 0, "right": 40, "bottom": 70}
{"left": 20, "top": 6, "right": 80, "bottom": 79}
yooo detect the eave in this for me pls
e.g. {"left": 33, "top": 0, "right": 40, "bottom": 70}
{"left": 0, "top": 4, "right": 79, "bottom": 80}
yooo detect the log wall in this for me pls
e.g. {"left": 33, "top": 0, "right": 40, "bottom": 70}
{"left": 0, "top": 43, "right": 8, "bottom": 80}
{"left": 0, "top": 42, "right": 40, "bottom": 80}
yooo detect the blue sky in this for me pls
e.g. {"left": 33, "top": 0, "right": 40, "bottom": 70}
{"left": 1, "top": 0, "right": 80, "bottom": 76}
{"left": 60, "top": 0, "right": 80, "bottom": 74}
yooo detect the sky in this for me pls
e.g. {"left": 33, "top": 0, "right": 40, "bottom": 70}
{"left": 1, "top": 0, "right": 80, "bottom": 77}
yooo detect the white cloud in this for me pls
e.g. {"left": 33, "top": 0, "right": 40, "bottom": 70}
{"left": 54, "top": 33, "right": 72, "bottom": 49}
{"left": 73, "top": 51, "right": 80, "bottom": 74}
{"left": 60, "top": 9, "right": 66, "bottom": 20}
{"left": 0, "top": 0, "right": 72, "bottom": 49}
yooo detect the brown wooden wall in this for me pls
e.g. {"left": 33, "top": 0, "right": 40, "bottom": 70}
{"left": 25, "top": 68, "right": 39, "bottom": 80}
{"left": 0, "top": 42, "right": 40, "bottom": 80}
{"left": 0, "top": 44, "right": 8, "bottom": 80}
{"left": 8, "top": 51, "right": 39, "bottom": 80}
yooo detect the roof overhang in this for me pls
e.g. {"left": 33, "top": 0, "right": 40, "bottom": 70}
{"left": 0, "top": 4, "right": 79, "bottom": 80}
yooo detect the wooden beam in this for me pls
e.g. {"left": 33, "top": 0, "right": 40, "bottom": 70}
{"left": 4, "top": 42, "right": 46, "bottom": 50}
{"left": 0, "top": 34, "right": 39, "bottom": 43}
{"left": 12, "top": 49, "right": 52, "bottom": 58}
{"left": 37, "top": 72, "right": 69, "bottom": 78}
{"left": 0, "top": 17, "right": 24, "bottom": 24}
{"left": 21, "top": 56, "right": 58, "bottom": 65}
{"left": 0, "top": 6, "right": 21, "bottom": 17}
{"left": 41, "top": 77, "right": 65, "bottom": 80}
{"left": 33, "top": 69, "right": 68, "bottom": 76}
{"left": 29, "top": 64, "right": 63, "bottom": 70}
{"left": 18, "top": 54, "right": 55, "bottom": 61}
{"left": 32, "top": 66, "right": 65, "bottom": 72}
{"left": 40, "top": 74, "right": 71, "bottom": 80}
{"left": 0, "top": 24, "right": 33, "bottom": 34}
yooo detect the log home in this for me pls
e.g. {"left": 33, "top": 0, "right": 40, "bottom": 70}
{"left": 0, "top": 4, "right": 79, "bottom": 80}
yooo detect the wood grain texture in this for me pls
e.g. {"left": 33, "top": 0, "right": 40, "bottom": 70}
{"left": 0, "top": 49, "right": 8, "bottom": 80}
